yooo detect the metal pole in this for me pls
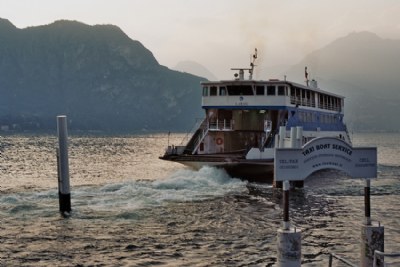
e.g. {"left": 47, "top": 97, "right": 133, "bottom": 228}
{"left": 361, "top": 178, "right": 385, "bottom": 266}
{"left": 365, "top": 179, "right": 371, "bottom": 225}
{"left": 57, "top": 115, "right": 71, "bottom": 214}
{"left": 277, "top": 180, "right": 301, "bottom": 266}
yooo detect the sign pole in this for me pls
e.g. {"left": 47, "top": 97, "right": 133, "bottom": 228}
{"left": 364, "top": 179, "right": 371, "bottom": 225}
{"left": 360, "top": 179, "right": 384, "bottom": 266}
{"left": 277, "top": 180, "right": 301, "bottom": 266}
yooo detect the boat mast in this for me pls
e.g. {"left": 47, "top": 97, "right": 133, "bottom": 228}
{"left": 249, "top": 48, "right": 258, "bottom": 80}
{"left": 231, "top": 48, "right": 258, "bottom": 80}
{"left": 305, "top": 66, "right": 309, "bottom": 87}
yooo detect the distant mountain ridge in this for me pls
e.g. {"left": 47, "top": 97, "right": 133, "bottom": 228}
{"left": 174, "top": 61, "right": 217, "bottom": 81}
{"left": 285, "top": 31, "right": 400, "bottom": 131}
{"left": 0, "top": 18, "right": 204, "bottom": 132}
{"left": 171, "top": 31, "right": 400, "bottom": 131}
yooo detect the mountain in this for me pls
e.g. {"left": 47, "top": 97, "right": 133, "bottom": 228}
{"left": 174, "top": 61, "right": 217, "bottom": 81}
{"left": 1, "top": 19, "right": 398, "bottom": 133}
{"left": 0, "top": 18, "right": 205, "bottom": 133}
{"left": 285, "top": 31, "right": 400, "bottom": 132}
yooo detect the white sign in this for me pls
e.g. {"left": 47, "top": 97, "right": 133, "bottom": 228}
{"left": 274, "top": 137, "right": 377, "bottom": 181}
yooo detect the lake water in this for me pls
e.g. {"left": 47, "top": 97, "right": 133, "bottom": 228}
{"left": 0, "top": 132, "right": 399, "bottom": 266}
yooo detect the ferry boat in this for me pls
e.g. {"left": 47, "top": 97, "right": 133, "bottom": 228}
{"left": 160, "top": 50, "right": 351, "bottom": 181}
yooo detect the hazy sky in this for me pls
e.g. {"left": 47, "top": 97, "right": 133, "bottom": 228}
{"left": 1, "top": 0, "right": 400, "bottom": 79}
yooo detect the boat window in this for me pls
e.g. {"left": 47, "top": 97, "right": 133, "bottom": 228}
{"left": 256, "top": 86, "right": 265, "bottom": 95}
{"left": 311, "top": 92, "right": 315, "bottom": 106}
{"left": 278, "top": 86, "right": 285, "bottom": 96}
{"left": 210, "top": 86, "right": 218, "bottom": 96}
{"left": 299, "top": 112, "right": 304, "bottom": 122}
{"left": 220, "top": 86, "right": 227, "bottom": 96}
{"left": 199, "top": 142, "right": 204, "bottom": 151}
{"left": 296, "top": 88, "right": 301, "bottom": 100}
{"left": 267, "top": 86, "right": 275, "bottom": 96}
{"left": 226, "top": 85, "right": 253, "bottom": 95}
{"left": 319, "top": 94, "right": 323, "bottom": 108}
{"left": 202, "top": 86, "right": 208, "bottom": 96}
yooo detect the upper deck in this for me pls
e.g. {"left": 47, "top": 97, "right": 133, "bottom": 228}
{"left": 201, "top": 79, "right": 344, "bottom": 113}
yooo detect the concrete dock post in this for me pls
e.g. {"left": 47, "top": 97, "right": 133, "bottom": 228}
{"left": 277, "top": 181, "right": 301, "bottom": 267}
{"left": 57, "top": 115, "right": 71, "bottom": 214}
{"left": 360, "top": 179, "right": 384, "bottom": 267}
{"left": 282, "top": 180, "right": 290, "bottom": 230}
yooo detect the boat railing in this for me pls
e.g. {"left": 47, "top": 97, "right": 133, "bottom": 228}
{"left": 208, "top": 119, "right": 234, "bottom": 131}
{"left": 318, "top": 102, "right": 342, "bottom": 112}
{"left": 164, "top": 145, "right": 186, "bottom": 156}
{"left": 328, "top": 253, "right": 357, "bottom": 267}
{"left": 192, "top": 123, "right": 210, "bottom": 154}
{"left": 327, "top": 250, "right": 400, "bottom": 266}
{"left": 373, "top": 250, "right": 400, "bottom": 266}
{"left": 179, "top": 118, "right": 206, "bottom": 146}
{"left": 301, "top": 97, "right": 316, "bottom": 107}
{"left": 290, "top": 96, "right": 316, "bottom": 108}
{"left": 290, "top": 96, "right": 342, "bottom": 112}
{"left": 265, "top": 127, "right": 279, "bottom": 148}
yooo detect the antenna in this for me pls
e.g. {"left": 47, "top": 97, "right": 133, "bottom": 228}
{"left": 249, "top": 48, "right": 258, "bottom": 80}
{"left": 231, "top": 48, "right": 258, "bottom": 80}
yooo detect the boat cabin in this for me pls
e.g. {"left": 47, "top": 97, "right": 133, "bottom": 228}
{"left": 197, "top": 77, "right": 346, "bottom": 153}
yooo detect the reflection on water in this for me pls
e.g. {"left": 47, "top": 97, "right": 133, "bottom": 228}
{"left": 0, "top": 133, "right": 399, "bottom": 266}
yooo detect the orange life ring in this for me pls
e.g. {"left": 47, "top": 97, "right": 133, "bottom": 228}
{"left": 216, "top": 138, "right": 223, "bottom": 145}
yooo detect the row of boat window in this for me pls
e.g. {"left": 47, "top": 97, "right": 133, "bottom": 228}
{"left": 290, "top": 87, "right": 342, "bottom": 112}
{"left": 203, "top": 85, "right": 287, "bottom": 97}
{"left": 202, "top": 84, "right": 342, "bottom": 112}
{"left": 297, "top": 111, "right": 341, "bottom": 124}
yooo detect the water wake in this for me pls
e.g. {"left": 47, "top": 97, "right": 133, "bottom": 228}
{"left": 0, "top": 167, "right": 248, "bottom": 219}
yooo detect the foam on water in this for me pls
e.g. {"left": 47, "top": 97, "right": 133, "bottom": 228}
{"left": 76, "top": 166, "right": 248, "bottom": 212}
{"left": 152, "top": 166, "right": 247, "bottom": 197}
{"left": 1, "top": 166, "right": 248, "bottom": 219}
